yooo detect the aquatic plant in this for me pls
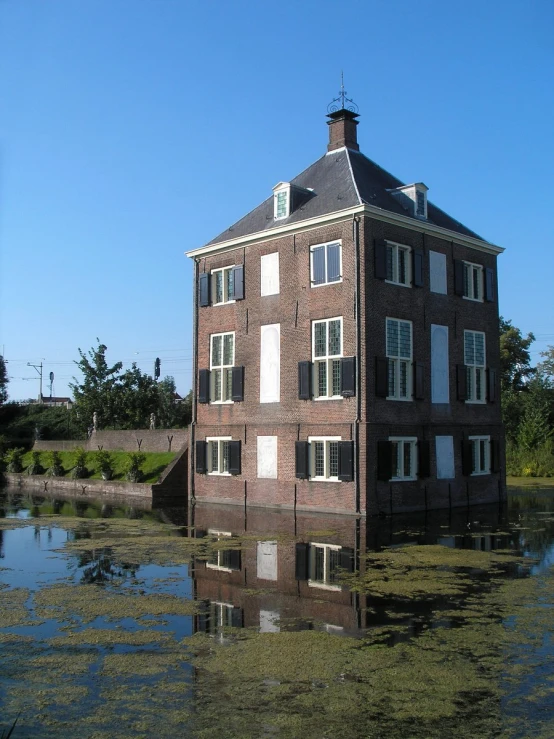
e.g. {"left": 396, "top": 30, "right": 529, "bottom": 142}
{"left": 45, "top": 451, "right": 64, "bottom": 477}
{"left": 26, "top": 451, "right": 44, "bottom": 476}
{"left": 0, "top": 713, "right": 19, "bottom": 738}
{"left": 4, "top": 447, "right": 25, "bottom": 473}
{"left": 124, "top": 451, "right": 146, "bottom": 482}
{"left": 70, "top": 447, "right": 88, "bottom": 479}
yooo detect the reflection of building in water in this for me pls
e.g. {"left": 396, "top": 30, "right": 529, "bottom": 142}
{"left": 188, "top": 99, "right": 505, "bottom": 515}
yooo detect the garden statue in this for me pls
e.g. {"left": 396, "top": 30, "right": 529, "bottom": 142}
{"left": 150, "top": 413, "right": 156, "bottom": 430}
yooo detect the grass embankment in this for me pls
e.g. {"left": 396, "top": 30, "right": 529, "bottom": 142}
{"left": 507, "top": 476, "right": 554, "bottom": 489}
{"left": 20, "top": 450, "right": 176, "bottom": 484}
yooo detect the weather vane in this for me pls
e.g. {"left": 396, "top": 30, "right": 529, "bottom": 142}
{"left": 327, "top": 72, "right": 359, "bottom": 114}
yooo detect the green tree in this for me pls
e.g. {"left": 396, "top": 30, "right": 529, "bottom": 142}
{"left": 156, "top": 377, "right": 191, "bottom": 428}
{"left": 114, "top": 363, "right": 158, "bottom": 429}
{"left": 70, "top": 341, "right": 123, "bottom": 431}
{"left": 537, "top": 345, "right": 554, "bottom": 382}
{"left": 499, "top": 317, "right": 535, "bottom": 393}
{"left": 0, "top": 355, "right": 8, "bottom": 406}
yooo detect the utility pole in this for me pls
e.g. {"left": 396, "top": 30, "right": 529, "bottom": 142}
{"left": 27, "top": 361, "right": 44, "bottom": 401}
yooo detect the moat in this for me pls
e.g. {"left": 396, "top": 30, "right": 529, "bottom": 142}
{"left": 0, "top": 482, "right": 552, "bottom": 738}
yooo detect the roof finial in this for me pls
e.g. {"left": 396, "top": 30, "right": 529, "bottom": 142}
{"left": 327, "top": 73, "right": 359, "bottom": 115}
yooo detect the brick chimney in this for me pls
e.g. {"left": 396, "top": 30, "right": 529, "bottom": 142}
{"left": 327, "top": 109, "right": 359, "bottom": 152}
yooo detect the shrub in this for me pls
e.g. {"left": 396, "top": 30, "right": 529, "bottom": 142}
{"left": 95, "top": 449, "right": 114, "bottom": 480}
{"left": 27, "top": 450, "right": 44, "bottom": 476}
{"left": 4, "top": 447, "right": 25, "bottom": 473}
{"left": 45, "top": 450, "right": 64, "bottom": 477}
{"left": 70, "top": 447, "right": 88, "bottom": 479}
{"left": 124, "top": 452, "right": 146, "bottom": 482}
{"left": 506, "top": 439, "right": 554, "bottom": 477}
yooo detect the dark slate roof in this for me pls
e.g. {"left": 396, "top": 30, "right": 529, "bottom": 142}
{"left": 207, "top": 147, "right": 485, "bottom": 246}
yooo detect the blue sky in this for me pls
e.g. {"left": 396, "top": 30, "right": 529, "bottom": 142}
{"left": 1, "top": 0, "right": 553, "bottom": 401}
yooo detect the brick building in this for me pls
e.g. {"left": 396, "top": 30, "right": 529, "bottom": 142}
{"left": 186, "top": 102, "right": 504, "bottom": 515}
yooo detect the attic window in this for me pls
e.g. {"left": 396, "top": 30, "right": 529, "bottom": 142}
{"left": 388, "top": 183, "right": 428, "bottom": 220}
{"left": 416, "top": 190, "right": 426, "bottom": 217}
{"left": 273, "top": 183, "right": 291, "bottom": 220}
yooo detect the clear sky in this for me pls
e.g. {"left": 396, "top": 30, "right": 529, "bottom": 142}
{"left": 1, "top": 0, "right": 553, "bottom": 402}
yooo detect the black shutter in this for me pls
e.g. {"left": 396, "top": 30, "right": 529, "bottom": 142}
{"left": 198, "top": 369, "right": 210, "bottom": 404}
{"left": 490, "top": 440, "right": 501, "bottom": 473}
{"left": 375, "top": 357, "right": 388, "bottom": 398}
{"left": 412, "top": 249, "right": 424, "bottom": 287}
{"left": 223, "top": 548, "right": 242, "bottom": 571}
{"left": 230, "top": 607, "right": 244, "bottom": 627}
{"left": 298, "top": 361, "right": 313, "bottom": 400}
{"left": 374, "top": 239, "right": 387, "bottom": 280}
{"left": 295, "top": 542, "right": 310, "bottom": 580}
{"left": 461, "top": 440, "right": 473, "bottom": 476}
{"left": 454, "top": 259, "right": 464, "bottom": 296}
{"left": 487, "top": 368, "right": 497, "bottom": 403}
{"left": 457, "top": 364, "right": 468, "bottom": 401}
{"left": 338, "top": 441, "right": 354, "bottom": 482}
{"left": 418, "top": 440, "right": 431, "bottom": 478}
{"left": 485, "top": 268, "right": 494, "bottom": 302}
{"left": 194, "top": 528, "right": 207, "bottom": 538}
{"left": 195, "top": 440, "right": 207, "bottom": 474}
{"left": 199, "top": 272, "right": 211, "bottom": 307}
{"left": 229, "top": 441, "right": 241, "bottom": 476}
{"left": 295, "top": 441, "right": 310, "bottom": 479}
{"left": 339, "top": 547, "right": 355, "bottom": 573}
{"left": 414, "top": 362, "right": 425, "bottom": 400}
{"left": 231, "top": 366, "right": 244, "bottom": 402}
{"left": 377, "top": 440, "right": 393, "bottom": 481}
{"left": 340, "top": 357, "right": 356, "bottom": 397}
{"left": 232, "top": 264, "right": 244, "bottom": 300}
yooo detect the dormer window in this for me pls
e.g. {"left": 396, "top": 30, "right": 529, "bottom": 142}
{"left": 273, "top": 182, "right": 291, "bottom": 220}
{"left": 388, "top": 183, "right": 428, "bottom": 220}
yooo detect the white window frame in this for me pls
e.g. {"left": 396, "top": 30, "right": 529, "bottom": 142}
{"left": 386, "top": 318, "right": 413, "bottom": 401}
{"left": 211, "top": 265, "right": 235, "bottom": 306}
{"left": 312, "top": 317, "right": 343, "bottom": 400}
{"left": 463, "top": 261, "right": 483, "bottom": 302}
{"left": 389, "top": 437, "right": 418, "bottom": 481}
{"left": 308, "top": 436, "right": 341, "bottom": 481}
{"left": 385, "top": 241, "right": 411, "bottom": 287}
{"left": 469, "top": 436, "right": 490, "bottom": 476}
{"left": 308, "top": 542, "right": 342, "bottom": 591}
{"left": 464, "top": 330, "right": 486, "bottom": 404}
{"left": 210, "top": 331, "right": 235, "bottom": 404}
{"left": 206, "top": 438, "right": 232, "bottom": 476}
{"left": 310, "top": 240, "right": 342, "bottom": 287}
{"left": 206, "top": 529, "right": 233, "bottom": 570}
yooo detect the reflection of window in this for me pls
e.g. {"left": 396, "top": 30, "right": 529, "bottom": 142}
{"left": 386, "top": 241, "right": 411, "bottom": 286}
{"left": 310, "top": 241, "right": 342, "bottom": 286}
{"left": 464, "top": 330, "right": 486, "bottom": 403}
{"left": 469, "top": 436, "right": 490, "bottom": 475}
{"left": 210, "top": 332, "right": 234, "bottom": 403}
{"left": 389, "top": 437, "right": 417, "bottom": 481}
{"left": 197, "top": 600, "right": 244, "bottom": 634}
{"left": 309, "top": 543, "right": 342, "bottom": 591}
{"left": 206, "top": 529, "right": 241, "bottom": 570}
{"left": 206, "top": 438, "right": 231, "bottom": 475}
{"left": 463, "top": 261, "right": 483, "bottom": 301}
{"left": 386, "top": 318, "right": 412, "bottom": 400}
{"left": 211, "top": 266, "right": 235, "bottom": 305}
{"left": 308, "top": 436, "right": 340, "bottom": 481}
{"left": 312, "top": 317, "right": 342, "bottom": 399}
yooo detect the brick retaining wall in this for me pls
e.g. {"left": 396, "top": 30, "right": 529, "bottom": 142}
{"left": 34, "top": 428, "right": 189, "bottom": 454}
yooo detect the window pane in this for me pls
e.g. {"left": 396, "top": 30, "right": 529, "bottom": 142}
{"left": 403, "top": 442, "right": 412, "bottom": 477}
{"left": 276, "top": 191, "right": 287, "bottom": 218}
{"left": 222, "top": 441, "right": 231, "bottom": 473}
{"left": 328, "top": 548, "right": 340, "bottom": 583}
{"left": 472, "top": 268, "right": 479, "bottom": 299}
{"left": 476, "top": 368, "right": 482, "bottom": 400}
{"left": 226, "top": 268, "right": 234, "bottom": 301}
{"left": 398, "top": 248, "right": 406, "bottom": 284}
{"left": 388, "top": 358, "right": 396, "bottom": 396}
{"left": 327, "top": 244, "right": 340, "bottom": 282}
{"left": 213, "top": 369, "right": 222, "bottom": 402}
{"left": 392, "top": 442, "right": 400, "bottom": 478}
{"left": 328, "top": 320, "right": 341, "bottom": 356}
{"left": 479, "top": 440, "right": 486, "bottom": 471}
{"left": 400, "top": 361, "right": 408, "bottom": 398}
{"left": 314, "top": 442, "right": 325, "bottom": 477}
{"left": 399, "top": 322, "right": 411, "bottom": 358}
{"left": 211, "top": 441, "right": 219, "bottom": 472}
{"left": 223, "top": 334, "right": 234, "bottom": 365}
{"left": 463, "top": 264, "right": 470, "bottom": 297}
{"left": 331, "top": 359, "right": 341, "bottom": 396}
{"left": 215, "top": 272, "right": 223, "bottom": 304}
{"left": 314, "top": 547, "right": 324, "bottom": 581}
{"left": 464, "top": 332, "right": 475, "bottom": 365}
{"left": 314, "top": 322, "right": 327, "bottom": 357}
{"left": 312, "top": 247, "right": 325, "bottom": 285}
{"left": 471, "top": 440, "right": 478, "bottom": 473}
{"left": 329, "top": 442, "right": 339, "bottom": 478}
{"left": 386, "top": 319, "right": 399, "bottom": 357}
{"left": 225, "top": 368, "right": 233, "bottom": 401}
{"left": 466, "top": 367, "right": 473, "bottom": 401}
{"left": 474, "top": 334, "right": 485, "bottom": 366}
{"left": 317, "top": 361, "right": 327, "bottom": 396}
{"left": 212, "top": 335, "right": 222, "bottom": 367}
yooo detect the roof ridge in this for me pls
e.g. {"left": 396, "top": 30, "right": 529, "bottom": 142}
{"left": 345, "top": 149, "right": 362, "bottom": 205}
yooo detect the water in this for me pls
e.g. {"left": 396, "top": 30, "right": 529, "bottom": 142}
{"left": 0, "top": 484, "right": 552, "bottom": 738}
